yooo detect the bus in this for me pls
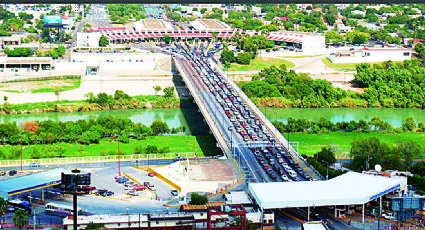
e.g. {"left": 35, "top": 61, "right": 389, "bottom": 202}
{"left": 7, "top": 200, "right": 32, "bottom": 213}
{"left": 45, "top": 203, "right": 83, "bottom": 217}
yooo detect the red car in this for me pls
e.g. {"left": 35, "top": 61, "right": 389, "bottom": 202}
{"left": 81, "top": 186, "right": 96, "bottom": 191}
{"left": 133, "top": 185, "right": 146, "bottom": 191}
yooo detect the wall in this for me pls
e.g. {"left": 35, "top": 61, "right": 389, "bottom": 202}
{"left": 77, "top": 32, "right": 102, "bottom": 47}
{"left": 301, "top": 35, "right": 326, "bottom": 51}
{"left": 328, "top": 50, "right": 411, "bottom": 63}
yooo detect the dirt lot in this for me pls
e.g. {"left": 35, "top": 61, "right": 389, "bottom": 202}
{"left": 0, "top": 79, "right": 77, "bottom": 93}
{"left": 144, "top": 19, "right": 166, "bottom": 29}
{"left": 186, "top": 159, "right": 236, "bottom": 181}
{"left": 200, "top": 19, "right": 227, "bottom": 29}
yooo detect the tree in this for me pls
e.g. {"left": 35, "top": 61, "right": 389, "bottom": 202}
{"left": 410, "top": 161, "right": 425, "bottom": 177}
{"left": 325, "top": 30, "right": 344, "bottom": 44}
{"left": 163, "top": 86, "right": 175, "bottom": 98}
{"left": 236, "top": 52, "right": 252, "bottom": 65}
{"left": 84, "top": 222, "right": 105, "bottom": 230}
{"left": 190, "top": 192, "right": 208, "bottom": 205}
{"left": 150, "top": 120, "right": 169, "bottom": 135}
{"left": 54, "top": 86, "right": 61, "bottom": 101}
{"left": 0, "top": 197, "right": 6, "bottom": 224}
{"left": 24, "top": 121, "right": 40, "bottom": 133}
{"left": 314, "top": 147, "right": 336, "bottom": 165}
{"left": 55, "top": 45, "right": 66, "bottom": 56}
{"left": 221, "top": 49, "right": 236, "bottom": 63}
{"left": 163, "top": 34, "right": 173, "bottom": 44}
{"left": 153, "top": 85, "right": 162, "bottom": 95}
{"left": 346, "top": 30, "right": 371, "bottom": 44}
{"left": 99, "top": 35, "right": 108, "bottom": 47}
{"left": 350, "top": 137, "right": 393, "bottom": 171}
{"left": 13, "top": 209, "right": 28, "bottom": 230}
{"left": 113, "top": 90, "right": 130, "bottom": 100}
{"left": 398, "top": 141, "right": 422, "bottom": 170}
{"left": 3, "top": 96, "right": 7, "bottom": 103}
{"left": 200, "top": 8, "right": 208, "bottom": 14}
{"left": 402, "top": 117, "right": 416, "bottom": 131}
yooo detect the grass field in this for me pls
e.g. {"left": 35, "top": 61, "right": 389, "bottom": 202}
{"left": 289, "top": 131, "right": 425, "bottom": 158}
{"left": 31, "top": 78, "right": 81, "bottom": 93}
{"left": 321, "top": 58, "right": 403, "bottom": 72}
{"left": 228, "top": 57, "right": 295, "bottom": 72}
{"left": 0, "top": 135, "right": 221, "bottom": 161}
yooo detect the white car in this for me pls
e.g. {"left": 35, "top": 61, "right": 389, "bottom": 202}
{"left": 148, "top": 185, "right": 156, "bottom": 191}
{"left": 382, "top": 213, "right": 394, "bottom": 220}
{"left": 124, "top": 186, "right": 134, "bottom": 190}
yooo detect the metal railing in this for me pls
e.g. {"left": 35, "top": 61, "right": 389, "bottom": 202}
{"left": 0, "top": 152, "right": 194, "bottom": 167}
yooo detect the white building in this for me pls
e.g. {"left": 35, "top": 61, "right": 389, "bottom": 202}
{"left": 76, "top": 32, "right": 102, "bottom": 47}
{"left": 266, "top": 32, "right": 326, "bottom": 52}
{"left": 328, "top": 48, "right": 412, "bottom": 63}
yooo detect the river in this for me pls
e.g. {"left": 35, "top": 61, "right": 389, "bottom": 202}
{"left": 260, "top": 108, "right": 425, "bottom": 128}
{"left": 0, "top": 107, "right": 423, "bottom": 131}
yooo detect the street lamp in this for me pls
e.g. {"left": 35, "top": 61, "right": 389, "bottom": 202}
{"left": 147, "top": 143, "right": 150, "bottom": 169}
{"left": 228, "top": 126, "right": 234, "bottom": 159}
{"left": 20, "top": 135, "right": 23, "bottom": 171}
{"left": 117, "top": 137, "right": 121, "bottom": 176}
{"left": 274, "top": 112, "right": 277, "bottom": 137}
{"left": 322, "top": 160, "right": 329, "bottom": 180}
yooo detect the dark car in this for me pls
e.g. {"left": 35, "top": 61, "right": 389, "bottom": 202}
{"left": 9, "top": 170, "right": 17, "bottom": 176}
{"left": 171, "top": 190, "right": 179, "bottom": 196}
{"left": 174, "top": 156, "right": 186, "bottom": 161}
{"left": 0, "top": 171, "right": 6, "bottom": 176}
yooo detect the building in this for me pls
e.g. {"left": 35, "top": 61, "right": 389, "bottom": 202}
{"left": 266, "top": 32, "right": 326, "bottom": 52}
{"left": 76, "top": 32, "right": 102, "bottom": 48}
{"left": 328, "top": 47, "right": 412, "bottom": 63}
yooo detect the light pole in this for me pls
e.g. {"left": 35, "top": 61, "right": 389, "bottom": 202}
{"left": 20, "top": 135, "right": 23, "bottom": 171}
{"left": 228, "top": 126, "right": 233, "bottom": 159}
{"left": 274, "top": 112, "right": 277, "bottom": 137}
{"left": 322, "top": 160, "right": 329, "bottom": 180}
{"left": 147, "top": 143, "right": 150, "bottom": 170}
{"left": 117, "top": 137, "right": 121, "bottom": 176}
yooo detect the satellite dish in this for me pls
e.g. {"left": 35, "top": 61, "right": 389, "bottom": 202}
{"left": 375, "top": 164, "right": 382, "bottom": 172}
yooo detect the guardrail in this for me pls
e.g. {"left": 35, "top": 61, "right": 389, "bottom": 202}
{"left": 0, "top": 152, "right": 194, "bottom": 167}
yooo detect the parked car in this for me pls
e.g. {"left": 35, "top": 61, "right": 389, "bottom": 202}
{"left": 171, "top": 190, "right": 179, "bottom": 196}
{"left": 29, "top": 162, "right": 40, "bottom": 168}
{"left": 0, "top": 171, "right": 5, "bottom": 176}
{"left": 9, "top": 170, "right": 17, "bottom": 176}
{"left": 148, "top": 172, "right": 155, "bottom": 177}
{"left": 133, "top": 185, "right": 146, "bottom": 191}
{"left": 174, "top": 156, "right": 186, "bottom": 161}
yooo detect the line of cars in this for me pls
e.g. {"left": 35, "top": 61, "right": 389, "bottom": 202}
{"left": 175, "top": 41, "right": 313, "bottom": 182}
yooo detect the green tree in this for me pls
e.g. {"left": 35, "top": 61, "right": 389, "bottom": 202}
{"left": 236, "top": 52, "right": 252, "bottom": 65}
{"left": 190, "top": 192, "right": 208, "bottom": 205}
{"left": 398, "top": 141, "right": 422, "bottom": 170}
{"left": 163, "top": 86, "right": 175, "bottom": 98}
{"left": 220, "top": 49, "right": 236, "bottom": 63}
{"left": 346, "top": 30, "right": 371, "bottom": 44}
{"left": 55, "top": 45, "right": 66, "bottom": 56}
{"left": 150, "top": 120, "right": 169, "bottom": 135}
{"left": 402, "top": 117, "right": 416, "bottom": 131}
{"left": 83, "top": 222, "right": 105, "bottom": 230}
{"left": 13, "top": 209, "right": 28, "bottom": 230}
{"left": 314, "top": 147, "right": 336, "bottom": 165}
{"left": 410, "top": 161, "right": 425, "bottom": 176}
{"left": 153, "top": 85, "right": 162, "bottom": 95}
{"left": 0, "top": 197, "right": 6, "bottom": 223}
{"left": 99, "top": 35, "right": 109, "bottom": 47}
{"left": 163, "top": 34, "right": 173, "bottom": 44}
{"left": 325, "top": 30, "right": 344, "bottom": 44}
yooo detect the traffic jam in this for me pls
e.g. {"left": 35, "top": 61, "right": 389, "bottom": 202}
{"left": 173, "top": 41, "right": 314, "bottom": 183}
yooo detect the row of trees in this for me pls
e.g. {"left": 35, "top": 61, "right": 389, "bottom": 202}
{"left": 272, "top": 116, "right": 423, "bottom": 134}
{"left": 0, "top": 115, "right": 187, "bottom": 147}
{"left": 241, "top": 60, "right": 425, "bottom": 109}
{"left": 221, "top": 35, "right": 275, "bottom": 65}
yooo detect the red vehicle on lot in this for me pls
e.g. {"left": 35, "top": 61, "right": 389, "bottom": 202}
{"left": 81, "top": 186, "right": 96, "bottom": 191}
{"left": 133, "top": 185, "right": 146, "bottom": 191}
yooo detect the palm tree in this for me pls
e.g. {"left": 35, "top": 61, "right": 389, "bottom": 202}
{"left": 0, "top": 197, "right": 7, "bottom": 222}
{"left": 13, "top": 209, "right": 28, "bottom": 230}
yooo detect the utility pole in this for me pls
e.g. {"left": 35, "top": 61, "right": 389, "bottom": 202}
{"left": 20, "top": 135, "right": 23, "bottom": 171}
{"left": 117, "top": 138, "right": 121, "bottom": 176}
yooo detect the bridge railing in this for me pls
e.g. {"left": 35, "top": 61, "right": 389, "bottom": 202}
{"left": 172, "top": 57, "right": 231, "bottom": 157}
{"left": 0, "top": 152, "right": 194, "bottom": 167}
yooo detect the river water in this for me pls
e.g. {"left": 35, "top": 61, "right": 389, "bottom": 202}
{"left": 0, "top": 107, "right": 423, "bottom": 130}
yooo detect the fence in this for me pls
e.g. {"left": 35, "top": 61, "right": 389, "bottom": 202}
{"left": 0, "top": 152, "right": 194, "bottom": 167}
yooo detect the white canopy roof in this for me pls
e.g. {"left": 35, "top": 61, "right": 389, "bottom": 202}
{"left": 248, "top": 172, "right": 407, "bottom": 209}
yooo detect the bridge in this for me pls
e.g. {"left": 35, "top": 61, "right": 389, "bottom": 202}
{"left": 172, "top": 48, "right": 323, "bottom": 183}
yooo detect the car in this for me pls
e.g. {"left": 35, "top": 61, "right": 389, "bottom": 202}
{"left": 124, "top": 185, "right": 134, "bottom": 190}
{"left": 213, "top": 155, "right": 224, "bottom": 159}
{"left": 81, "top": 186, "right": 96, "bottom": 191}
{"left": 148, "top": 172, "right": 155, "bottom": 177}
{"left": 171, "top": 190, "right": 179, "bottom": 196}
{"left": 174, "top": 156, "right": 186, "bottom": 161}
{"left": 133, "top": 185, "right": 146, "bottom": 191}
{"left": 126, "top": 190, "right": 137, "bottom": 196}
{"left": 0, "top": 171, "right": 5, "bottom": 176}
{"left": 29, "top": 162, "right": 40, "bottom": 168}
{"left": 9, "top": 170, "right": 17, "bottom": 176}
